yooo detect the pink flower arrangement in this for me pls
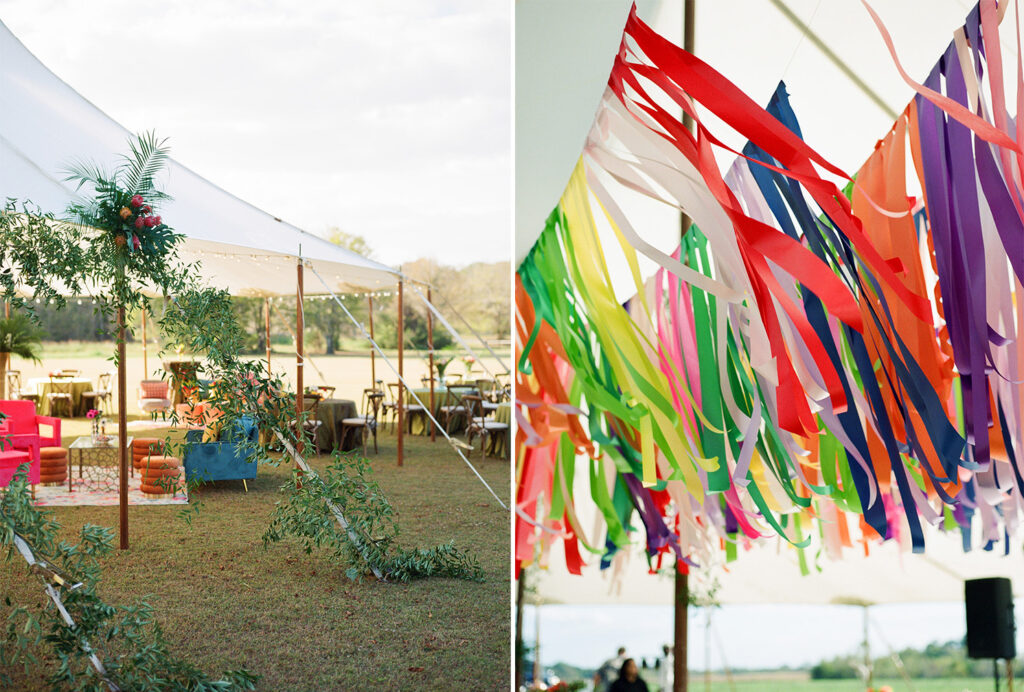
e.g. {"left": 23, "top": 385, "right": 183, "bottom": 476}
{"left": 86, "top": 409, "right": 101, "bottom": 419}
{"left": 117, "top": 193, "right": 167, "bottom": 253}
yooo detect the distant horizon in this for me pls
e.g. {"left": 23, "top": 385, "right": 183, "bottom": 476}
{"left": 523, "top": 601, "right": 1024, "bottom": 672}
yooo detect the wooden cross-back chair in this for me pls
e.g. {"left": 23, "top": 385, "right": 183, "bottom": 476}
{"left": 46, "top": 375, "right": 74, "bottom": 418}
{"left": 464, "top": 393, "right": 509, "bottom": 457}
{"left": 341, "top": 389, "right": 384, "bottom": 455}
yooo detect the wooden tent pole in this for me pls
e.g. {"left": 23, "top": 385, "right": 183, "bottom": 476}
{"left": 515, "top": 572, "right": 526, "bottom": 689}
{"left": 296, "top": 258, "right": 305, "bottom": 467}
{"left": 675, "top": 1, "right": 695, "bottom": 689}
{"left": 427, "top": 286, "right": 436, "bottom": 442}
{"left": 368, "top": 294, "right": 376, "bottom": 388}
{"left": 397, "top": 280, "right": 404, "bottom": 466}
{"left": 117, "top": 306, "right": 128, "bottom": 550}
{"left": 141, "top": 304, "right": 148, "bottom": 377}
{"left": 265, "top": 297, "right": 271, "bottom": 372}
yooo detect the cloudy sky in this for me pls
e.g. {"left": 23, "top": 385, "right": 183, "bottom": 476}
{"left": 0, "top": 0, "right": 510, "bottom": 268}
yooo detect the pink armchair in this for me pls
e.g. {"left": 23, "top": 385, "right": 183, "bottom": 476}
{"left": 0, "top": 400, "right": 61, "bottom": 493}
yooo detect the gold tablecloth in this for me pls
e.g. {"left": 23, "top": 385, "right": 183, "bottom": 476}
{"left": 404, "top": 386, "right": 477, "bottom": 435}
{"left": 29, "top": 378, "right": 93, "bottom": 417}
{"left": 487, "top": 402, "right": 511, "bottom": 457}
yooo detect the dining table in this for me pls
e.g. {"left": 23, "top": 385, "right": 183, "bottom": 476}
{"left": 487, "top": 402, "right": 512, "bottom": 458}
{"left": 311, "top": 398, "right": 359, "bottom": 453}
{"left": 28, "top": 377, "right": 93, "bottom": 416}
{"left": 404, "top": 385, "right": 478, "bottom": 434}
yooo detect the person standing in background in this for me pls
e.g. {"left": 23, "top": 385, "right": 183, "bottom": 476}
{"left": 657, "top": 644, "right": 673, "bottom": 691}
{"left": 594, "top": 646, "right": 628, "bottom": 692}
{"left": 610, "top": 658, "right": 649, "bottom": 692}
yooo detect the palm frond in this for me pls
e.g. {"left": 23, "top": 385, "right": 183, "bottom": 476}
{"left": 0, "top": 314, "right": 45, "bottom": 361}
{"left": 119, "top": 131, "right": 170, "bottom": 195}
{"left": 61, "top": 158, "right": 111, "bottom": 193}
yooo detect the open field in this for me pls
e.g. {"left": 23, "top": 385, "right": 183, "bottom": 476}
{"left": 9, "top": 343, "right": 509, "bottom": 416}
{"left": 1, "top": 348, "right": 512, "bottom": 689}
{"left": 685, "top": 679, "right": 995, "bottom": 692}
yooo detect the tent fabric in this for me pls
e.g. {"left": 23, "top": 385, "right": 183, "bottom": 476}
{"left": 530, "top": 526, "right": 1024, "bottom": 605}
{"left": 0, "top": 19, "right": 399, "bottom": 295}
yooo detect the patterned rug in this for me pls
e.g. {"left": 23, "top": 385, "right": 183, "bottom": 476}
{"left": 33, "top": 476, "right": 188, "bottom": 507}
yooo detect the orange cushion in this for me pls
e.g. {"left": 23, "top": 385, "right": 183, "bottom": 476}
{"left": 139, "top": 381, "right": 168, "bottom": 399}
{"left": 141, "top": 482, "right": 179, "bottom": 495}
{"left": 40, "top": 447, "right": 67, "bottom": 459}
{"left": 132, "top": 438, "right": 162, "bottom": 450}
{"left": 142, "top": 456, "right": 180, "bottom": 469}
{"left": 142, "top": 467, "right": 182, "bottom": 480}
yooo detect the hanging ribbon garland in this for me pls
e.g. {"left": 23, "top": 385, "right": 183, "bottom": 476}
{"left": 515, "top": 1, "right": 1023, "bottom": 579}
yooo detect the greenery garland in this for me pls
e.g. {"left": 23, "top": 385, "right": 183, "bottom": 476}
{"left": 263, "top": 453, "right": 485, "bottom": 583}
{"left": 0, "top": 471, "right": 258, "bottom": 691}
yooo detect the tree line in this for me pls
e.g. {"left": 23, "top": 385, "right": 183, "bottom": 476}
{"left": 16, "top": 231, "right": 509, "bottom": 356}
{"left": 811, "top": 639, "right": 1023, "bottom": 679}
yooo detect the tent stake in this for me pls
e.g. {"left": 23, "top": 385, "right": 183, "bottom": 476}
{"left": 397, "top": 279, "right": 404, "bottom": 466}
{"left": 427, "top": 286, "right": 435, "bottom": 442}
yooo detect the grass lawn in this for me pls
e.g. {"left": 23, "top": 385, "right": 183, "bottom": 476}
{"left": 0, "top": 422, "right": 511, "bottom": 690}
{"left": 690, "top": 679, "right": 994, "bottom": 691}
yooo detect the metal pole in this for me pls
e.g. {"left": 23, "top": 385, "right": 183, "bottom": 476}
{"left": 427, "top": 286, "right": 436, "bottom": 442}
{"left": 265, "top": 297, "right": 271, "bottom": 372}
{"left": 675, "top": 3, "right": 695, "bottom": 689}
{"left": 368, "top": 294, "right": 376, "bottom": 389}
{"left": 864, "top": 606, "right": 873, "bottom": 691}
{"left": 117, "top": 306, "right": 128, "bottom": 550}
{"left": 534, "top": 604, "right": 542, "bottom": 688}
{"left": 397, "top": 280, "right": 404, "bottom": 466}
{"left": 296, "top": 258, "right": 305, "bottom": 467}
{"left": 705, "top": 608, "right": 711, "bottom": 692}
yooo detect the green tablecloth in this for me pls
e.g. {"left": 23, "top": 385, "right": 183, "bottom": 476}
{"left": 29, "top": 378, "right": 93, "bottom": 417}
{"left": 487, "top": 402, "right": 511, "bottom": 458}
{"left": 404, "top": 386, "right": 477, "bottom": 435}
{"left": 311, "top": 399, "right": 358, "bottom": 453}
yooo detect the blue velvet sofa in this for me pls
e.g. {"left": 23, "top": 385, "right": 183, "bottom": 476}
{"left": 183, "top": 416, "right": 258, "bottom": 489}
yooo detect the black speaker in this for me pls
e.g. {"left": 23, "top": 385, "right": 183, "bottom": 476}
{"left": 965, "top": 578, "right": 1016, "bottom": 659}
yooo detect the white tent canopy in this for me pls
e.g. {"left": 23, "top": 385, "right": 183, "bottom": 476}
{"left": 531, "top": 527, "right": 1024, "bottom": 606}
{"left": 0, "top": 19, "right": 399, "bottom": 296}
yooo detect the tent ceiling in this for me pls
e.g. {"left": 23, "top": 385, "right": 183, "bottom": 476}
{"left": 515, "top": 0, "right": 1020, "bottom": 265}
{"left": 531, "top": 527, "right": 1024, "bottom": 606}
{"left": 0, "top": 19, "right": 399, "bottom": 295}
